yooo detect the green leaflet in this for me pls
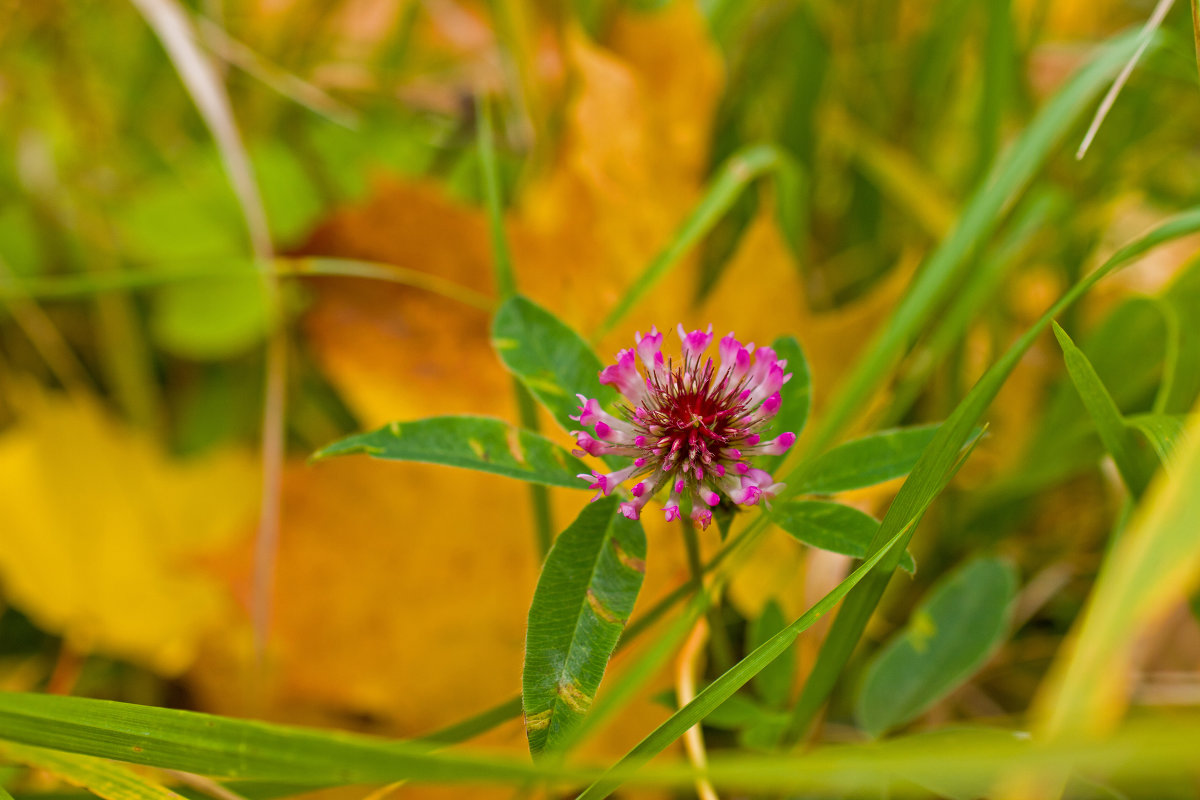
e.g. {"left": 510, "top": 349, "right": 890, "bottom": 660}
{"left": 856, "top": 557, "right": 1018, "bottom": 737}
{"left": 1053, "top": 321, "right": 1157, "bottom": 498}
{"left": 522, "top": 497, "right": 646, "bottom": 756}
{"left": 312, "top": 415, "right": 588, "bottom": 489}
{"left": 756, "top": 336, "right": 812, "bottom": 476}
{"left": 492, "top": 295, "right": 618, "bottom": 436}
{"left": 770, "top": 500, "right": 916, "bottom": 574}
{"left": 0, "top": 742, "right": 181, "bottom": 800}
{"left": 790, "top": 424, "right": 941, "bottom": 496}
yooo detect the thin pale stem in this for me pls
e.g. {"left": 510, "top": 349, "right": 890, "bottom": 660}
{"left": 130, "top": 0, "right": 288, "bottom": 662}
{"left": 682, "top": 519, "right": 734, "bottom": 674}
{"left": 677, "top": 618, "right": 720, "bottom": 800}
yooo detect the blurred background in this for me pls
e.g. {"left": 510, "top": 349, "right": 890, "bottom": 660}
{"left": 1, "top": 0, "right": 1199, "bottom": 789}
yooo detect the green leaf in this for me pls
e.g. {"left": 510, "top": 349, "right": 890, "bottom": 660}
{"left": 791, "top": 424, "right": 941, "bottom": 495}
{"left": 492, "top": 295, "right": 617, "bottom": 435}
{"left": 522, "top": 497, "right": 647, "bottom": 756}
{"left": 312, "top": 415, "right": 589, "bottom": 490}
{"left": 150, "top": 264, "right": 269, "bottom": 361}
{"left": 0, "top": 742, "right": 180, "bottom": 800}
{"left": 856, "top": 557, "right": 1018, "bottom": 737}
{"left": 770, "top": 500, "right": 916, "bottom": 574}
{"left": 748, "top": 600, "right": 794, "bottom": 708}
{"left": 1126, "top": 413, "right": 1189, "bottom": 467}
{"left": 1053, "top": 321, "right": 1156, "bottom": 497}
{"left": 757, "top": 336, "right": 812, "bottom": 475}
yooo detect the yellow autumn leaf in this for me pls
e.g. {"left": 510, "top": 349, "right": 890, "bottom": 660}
{"left": 0, "top": 383, "right": 257, "bottom": 676}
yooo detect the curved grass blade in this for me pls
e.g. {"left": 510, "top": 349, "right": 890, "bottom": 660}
{"left": 770, "top": 500, "right": 915, "bottom": 574}
{"left": 312, "top": 416, "right": 588, "bottom": 490}
{"left": 803, "top": 28, "right": 1145, "bottom": 456}
{"left": 856, "top": 557, "right": 1017, "bottom": 737}
{"left": 757, "top": 336, "right": 811, "bottom": 475}
{"left": 574, "top": 521, "right": 913, "bottom": 800}
{"left": 790, "top": 424, "right": 941, "bottom": 496}
{"left": 781, "top": 207, "right": 1200, "bottom": 746}
{"left": 630, "top": 714, "right": 1200, "bottom": 795}
{"left": 1053, "top": 321, "right": 1157, "bottom": 497}
{"left": 523, "top": 497, "right": 646, "bottom": 756}
{"left": 593, "top": 144, "right": 802, "bottom": 341}
{"left": 0, "top": 742, "right": 181, "bottom": 800}
{"left": 493, "top": 295, "right": 617, "bottom": 436}
{"left": 1126, "top": 413, "right": 1188, "bottom": 467}
{"left": 1032, "top": 412, "right": 1200, "bottom": 743}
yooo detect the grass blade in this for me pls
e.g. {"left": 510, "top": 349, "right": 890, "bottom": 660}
{"left": 1075, "top": 0, "right": 1175, "bottom": 160}
{"left": 127, "top": 0, "right": 285, "bottom": 653}
{"left": 782, "top": 207, "right": 1200, "bottom": 746}
{"left": 1032, "top": 411, "right": 1200, "bottom": 742}
{"left": 593, "top": 144, "right": 801, "bottom": 341}
{"left": 0, "top": 694, "right": 575, "bottom": 785}
{"left": 1052, "top": 321, "right": 1156, "bottom": 497}
{"left": 1126, "top": 413, "right": 1189, "bottom": 466}
{"left": 803, "top": 29, "right": 1144, "bottom": 456}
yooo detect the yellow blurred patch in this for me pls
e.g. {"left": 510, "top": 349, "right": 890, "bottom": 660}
{"left": 0, "top": 383, "right": 256, "bottom": 675}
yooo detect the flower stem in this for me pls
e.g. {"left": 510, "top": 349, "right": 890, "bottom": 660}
{"left": 477, "top": 93, "right": 554, "bottom": 558}
{"left": 682, "top": 519, "right": 734, "bottom": 674}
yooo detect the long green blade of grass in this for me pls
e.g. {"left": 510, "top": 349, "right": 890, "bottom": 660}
{"left": 781, "top": 207, "right": 1200, "bottom": 746}
{"left": 0, "top": 694, "right": 579, "bottom": 785}
{"left": 592, "top": 143, "right": 802, "bottom": 341}
{"left": 1033, "top": 411, "right": 1200, "bottom": 741}
{"left": 802, "top": 28, "right": 1145, "bottom": 457}
{"left": 1053, "top": 321, "right": 1155, "bottom": 497}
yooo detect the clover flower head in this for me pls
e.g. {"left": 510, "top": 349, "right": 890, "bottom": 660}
{"left": 571, "top": 324, "right": 794, "bottom": 530}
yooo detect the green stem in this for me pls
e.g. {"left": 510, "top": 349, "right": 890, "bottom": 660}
{"left": 476, "top": 94, "right": 554, "bottom": 558}
{"left": 682, "top": 518, "right": 733, "bottom": 674}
